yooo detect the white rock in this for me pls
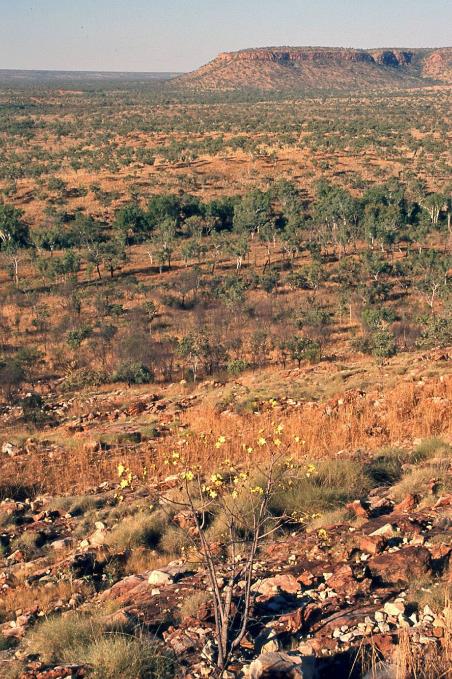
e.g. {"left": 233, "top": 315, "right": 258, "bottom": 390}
{"left": 148, "top": 570, "right": 173, "bottom": 586}
{"left": 384, "top": 601, "right": 405, "bottom": 617}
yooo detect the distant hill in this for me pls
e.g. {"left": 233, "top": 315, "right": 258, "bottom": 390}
{"left": 174, "top": 46, "right": 452, "bottom": 91}
{"left": 0, "top": 70, "right": 179, "bottom": 88}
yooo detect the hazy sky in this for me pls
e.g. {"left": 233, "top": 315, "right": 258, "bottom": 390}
{"left": 1, "top": 0, "right": 451, "bottom": 72}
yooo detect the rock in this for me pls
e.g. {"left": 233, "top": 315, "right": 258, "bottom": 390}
{"left": 247, "top": 652, "right": 306, "bottom": 679}
{"left": 434, "top": 495, "right": 452, "bottom": 508}
{"left": 252, "top": 574, "right": 301, "bottom": 597}
{"left": 346, "top": 500, "right": 369, "bottom": 518}
{"left": 327, "top": 564, "right": 371, "bottom": 598}
{"left": 2, "top": 442, "right": 20, "bottom": 456}
{"left": 394, "top": 494, "right": 419, "bottom": 512}
{"left": 369, "top": 523, "right": 394, "bottom": 538}
{"left": 148, "top": 570, "right": 174, "bottom": 586}
{"left": 368, "top": 546, "right": 431, "bottom": 586}
{"left": 358, "top": 535, "right": 386, "bottom": 555}
{"left": 383, "top": 601, "right": 405, "bottom": 617}
{"left": 50, "top": 538, "right": 73, "bottom": 551}
{"left": 89, "top": 527, "right": 109, "bottom": 548}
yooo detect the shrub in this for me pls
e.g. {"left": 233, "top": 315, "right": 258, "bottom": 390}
{"left": 113, "top": 362, "right": 154, "bottom": 386}
{"left": 227, "top": 359, "right": 250, "bottom": 376}
{"left": 417, "top": 315, "right": 452, "bottom": 348}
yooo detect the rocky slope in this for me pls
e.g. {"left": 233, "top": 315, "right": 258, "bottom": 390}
{"left": 0, "top": 351, "right": 451, "bottom": 677}
{"left": 1, "top": 465, "right": 451, "bottom": 677}
{"left": 175, "top": 46, "right": 452, "bottom": 91}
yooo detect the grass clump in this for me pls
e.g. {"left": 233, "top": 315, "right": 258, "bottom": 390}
{"left": 28, "top": 613, "right": 106, "bottom": 663}
{"left": 84, "top": 635, "right": 176, "bottom": 679}
{"left": 411, "top": 437, "right": 451, "bottom": 463}
{"left": 407, "top": 577, "right": 451, "bottom": 616}
{"left": 180, "top": 591, "right": 211, "bottom": 620}
{"left": 27, "top": 613, "right": 175, "bottom": 678}
{"left": 269, "top": 459, "right": 371, "bottom": 517}
{"left": 160, "top": 525, "right": 191, "bottom": 555}
{"left": 49, "top": 494, "right": 105, "bottom": 516}
{"left": 107, "top": 511, "right": 166, "bottom": 551}
{"left": 364, "top": 448, "right": 405, "bottom": 486}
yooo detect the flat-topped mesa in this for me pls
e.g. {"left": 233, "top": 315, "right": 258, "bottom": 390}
{"left": 174, "top": 46, "right": 452, "bottom": 91}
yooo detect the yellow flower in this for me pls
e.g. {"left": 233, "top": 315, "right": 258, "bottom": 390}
{"left": 318, "top": 528, "right": 328, "bottom": 540}
{"left": 117, "top": 463, "right": 125, "bottom": 477}
{"left": 119, "top": 479, "right": 129, "bottom": 489}
{"left": 250, "top": 485, "right": 264, "bottom": 495}
{"left": 231, "top": 490, "right": 238, "bottom": 499}
{"left": 275, "top": 424, "right": 284, "bottom": 434}
{"left": 209, "top": 490, "right": 218, "bottom": 499}
{"left": 273, "top": 438, "right": 282, "bottom": 447}
{"left": 182, "top": 470, "right": 194, "bottom": 481}
{"left": 306, "top": 464, "right": 317, "bottom": 478}
{"left": 247, "top": 446, "right": 254, "bottom": 454}
{"left": 257, "top": 437, "right": 267, "bottom": 447}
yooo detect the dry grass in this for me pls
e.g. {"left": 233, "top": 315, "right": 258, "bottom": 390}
{"left": 1, "top": 373, "right": 451, "bottom": 496}
{"left": 0, "top": 581, "right": 94, "bottom": 623}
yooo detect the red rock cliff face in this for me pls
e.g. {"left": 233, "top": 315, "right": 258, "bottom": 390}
{"left": 422, "top": 49, "right": 452, "bottom": 80}
{"left": 215, "top": 48, "right": 376, "bottom": 65}
{"left": 371, "top": 50, "right": 414, "bottom": 67}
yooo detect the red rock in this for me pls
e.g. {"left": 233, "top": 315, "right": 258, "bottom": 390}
{"left": 346, "top": 500, "right": 369, "bottom": 518}
{"left": 368, "top": 546, "right": 431, "bottom": 586}
{"left": 371, "top": 633, "right": 397, "bottom": 657}
{"left": 394, "top": 494, "right": 419, "bottom": 512}
{"left": 327, "top": 564, "right": 371, "bottom": 598}
{"left": 434, "top": 495, "right": 452, "bottom": 508}
{"left": 358, "top": 535, "right": 386, "bottom": 555}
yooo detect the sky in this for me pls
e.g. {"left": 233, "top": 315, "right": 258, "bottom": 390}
{"left": 0, "top": 0, "right": 451, "bottom": 73}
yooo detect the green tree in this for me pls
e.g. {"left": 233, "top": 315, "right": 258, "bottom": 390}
{"left": 0, "top": 204, "right": 30, "bottom": 286}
